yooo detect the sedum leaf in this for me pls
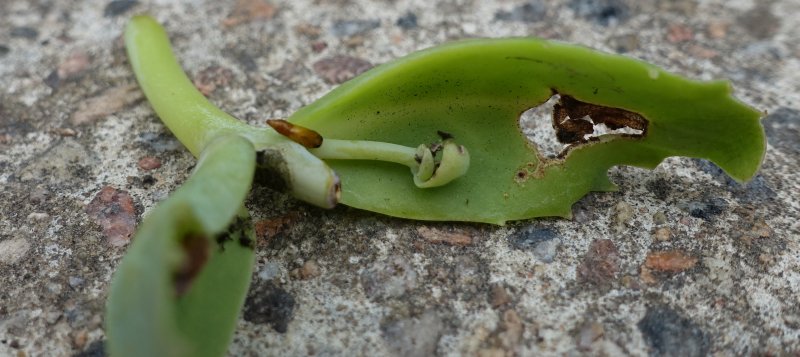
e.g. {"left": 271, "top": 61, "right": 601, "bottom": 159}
{"left": 106, "top": 135, "right": 257, "bottom": 357}
{"left": 290, "top": 39, "right": 765, "bottom": 224}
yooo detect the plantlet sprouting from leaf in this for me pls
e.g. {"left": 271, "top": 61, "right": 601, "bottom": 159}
{"left": 107, "top": 15, "right": 765, "bottom": 357}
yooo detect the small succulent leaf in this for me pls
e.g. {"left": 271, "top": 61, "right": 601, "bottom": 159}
{"left": 107, "top": 135, "right": 257, "bottom": 357}
{"left": 290, "top": 39, "right": 765, "bottom": 224}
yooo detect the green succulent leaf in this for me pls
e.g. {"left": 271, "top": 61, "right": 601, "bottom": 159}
{"left": 106, "top": 135, "right": 257, "bottom": 357}
{"left": 290, "top": 39, "right": 766, "bottom": 224}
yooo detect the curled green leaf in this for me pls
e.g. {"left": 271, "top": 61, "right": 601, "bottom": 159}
{"left": 290, "top": 39, "right": 766, "bottom": 224}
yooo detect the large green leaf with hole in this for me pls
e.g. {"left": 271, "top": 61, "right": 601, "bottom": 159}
{"left": 290, "top": 39, "right": 765, "bottom": 224}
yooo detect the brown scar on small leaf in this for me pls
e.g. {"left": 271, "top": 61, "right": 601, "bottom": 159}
{"left": 174, "top": 233, "right": 210, "bottom": 296}
{"left": 267, "top": 119, "right": 323, "bottom": 148}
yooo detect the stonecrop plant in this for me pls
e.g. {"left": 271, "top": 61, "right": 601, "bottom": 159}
{"left": 107, "top": 15, "right": 765, "bottom": 357}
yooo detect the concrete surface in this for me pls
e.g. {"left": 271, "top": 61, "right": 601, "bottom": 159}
{"left": 1, "top": 0, "right": 799, "bottom": 356}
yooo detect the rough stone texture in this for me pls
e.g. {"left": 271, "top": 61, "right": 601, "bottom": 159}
{"left": 0, "top": 0, "right": 799, "bottom": 356}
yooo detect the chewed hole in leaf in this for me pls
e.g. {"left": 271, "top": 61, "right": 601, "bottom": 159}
{"left": 174, "top": 233, "right": 210, "bottom": 297}
{"left": 520, "top": 93, "right": 648, "bottom": 159}
{"left": 520, "top": 95, "right": 563, "bottom": 158}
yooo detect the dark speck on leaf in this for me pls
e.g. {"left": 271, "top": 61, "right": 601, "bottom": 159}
{"left": 638, "top": 305, "right": 710, "bottom": 357}
{"left": 243, "top": 280, "right": 295, "bottom": 333}
{"left": 10, "top": 27, "right": 39, "bottom": 40}
{"left": 104, "top": 0, "right": 138, "bottom": 17}
{"left": 396, "top": 12, "right": 418, "bottom": 30}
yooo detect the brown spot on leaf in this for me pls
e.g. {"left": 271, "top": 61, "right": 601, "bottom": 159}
{"left": 70, "top": 85, "right": 143, "bottom": 125}
{"left": 222, "top": 0, "right": 277, "bottom": 27}
{"left": 416, "top": 226, "right": 473, "bottom": 246}
{"left": 313, "top": 55, "right": 373, "bottom": 84}
{"left": 174, "top": 233, "right": 210, "bottom": 296}
{"left": 576, "top": 239, "right": 619, "bottom": 288}
{"left": 644, "top": 250, "right": 698, "bottom": 272}
{"left": 86, "top": 186, "right": 137, "bottom": 246}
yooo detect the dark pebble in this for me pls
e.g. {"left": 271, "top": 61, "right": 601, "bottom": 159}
{"left": 44, "top": 70, "right": 60, "bottom": 89}
{"left": 495, "top": 2, "right": 547, "bottom": 23}
{"left": 638, "top": 305, "right": 710, "bottom": 357}
{"left": 0, "top": 45, "right": 9, "bottom": 57}
{"left": 140, "top": 174, "right": 156, "bottom": 188}
{"left": 396, "top": 12, "right": 418, "bottom": 30}
{"left": 332, "top": 19, "right": 380, "bottom": 37}
{"left": 10, "top": 26, "right": 39, "bottom": 40}
{"left": 72, "top": 340, "right": 106, "bottom": 357}
{"left": 104, "top": 0, "right": 139, "bottom": 17}
{"left": 568, "top": 0, "right": 630, "bottom": 26}
{"left": 243, "top": 280, "right": 295, "bottom": 333}
{"left": 686, "top": 197, "right": 727, "bottom": 220}
{"left": 509, "top": 226, "right": 558, "bottom": 250}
